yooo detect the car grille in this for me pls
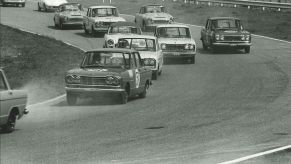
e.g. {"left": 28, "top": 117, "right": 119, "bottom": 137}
{"left": 153, "top": 20, "right": 169, "bottom": 24}
{"left": 103, "top": 22, "right": 113, "bottom": 26}
{"left": 81, "top": 76, "right": 106, "bottom": 85}
{"left": 165, "top": 44, "right": 186, "bottom": 51}
{"left": 224, "top": 35, "right": 242, "bottom": 41}
{"left": 69, "top": 18, "right": 83, "bottom": 22}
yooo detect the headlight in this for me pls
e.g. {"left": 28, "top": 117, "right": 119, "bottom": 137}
{"left": 63, "top": 16, "right": 69, "bottom": 21}
{"left": 65, "top": 75, "right": 80, "bottom": 84}
{"left": 189, "top": 44, "right": 195, "bottom": 50}
{"left": 169, "top": 17, "right": 174, "bottom": 23}
{"left": 107, "top": 39, "right": 114, "bottom": 46}
{"left": 161, "top": 43, "right": 166, "bottom": 50}
{"left": 147, "top": 19, "right": 154, "bottom": 24}
{"left": 245, "top": 35, "right": 250, "bottom": 41}
{"left": 105, "top": 76, "right": 121, "bottom": 86}
{"left": 215, "top": 34, "right": 220, "bottom": 40}
{"left": 241, "top": 35, "right": 246, "bottom": 40}
{"left": 220, "top": 35, "right": 224, "bottom": 40}
{"left": 95, "top": 22, "right": 103, "bottom": 27}
{"left": 143, "top": 58, "right": 156, "bottom": 66}
{"left": 185, "top": 44, "right": 189, "bottom": 50}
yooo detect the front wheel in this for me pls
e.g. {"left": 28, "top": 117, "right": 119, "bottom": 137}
{"left": 84, "top": 24, "right": 89, "bottom": 34}
{"left": 139, "top": 83, "right": 149, "bottom": 98}
{"left": 67, "top": 93, "right": 77, "bottom": 105}
{"left": 2, "top": 112, "right": 17, "bottom": 133}
{"left": 245, "top": 47, "right": 250, "bottom": 54}
{"left": 152, "top": 70, "right": 158, "bottom": 80}
{"left": 120, "top": 91, "right": 128, "bottom": 104}
{"left": 37, "top": 3, "right": 41, "bottom": 11}
{"left": 202, "top": 40, "right": 207, "bottom": 50}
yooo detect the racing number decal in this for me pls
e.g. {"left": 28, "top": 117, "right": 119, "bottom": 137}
{"left": 135, "top": 69, "right": 140, "bottom": 88}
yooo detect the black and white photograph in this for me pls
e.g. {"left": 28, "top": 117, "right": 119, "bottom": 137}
{"left": 0, "top": 0, "right": 290, "bottom": 163}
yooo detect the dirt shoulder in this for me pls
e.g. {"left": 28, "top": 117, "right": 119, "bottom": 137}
{"left": 75, "top": 0, "right": 291, "bottom": 41}
{"left": 0, "top": 24, "right": 84, "bottom": 104}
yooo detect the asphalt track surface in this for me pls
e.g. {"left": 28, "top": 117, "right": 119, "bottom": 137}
{"left": 1, "top": 1, "right": 291, "bottom": 164}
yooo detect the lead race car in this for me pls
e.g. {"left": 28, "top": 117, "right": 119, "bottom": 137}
{"left": 1, "top": 0, "right": 25, "bottom": 7}
{"left": 54, "top": 3, "right": 85, "bottom": 29}
{"left": 103, "top": 21, "right": 142, "bottom": 48}
{"left": 135, "top": 4, "right": 174, "bottom": 31}
{"left": 83, "top": 6, "right": 126, "bottom": 36}
{"left": 155, "top": 24, "right": 196, "bottom": 64}
{"left": 117, "top": 35, "right": 163, "bottom": 80}
{"left": 200, "top": 17, "right": 252, "bottom": 53}
{"left": 65, "top": 49, "right": 152, "bottom": 105}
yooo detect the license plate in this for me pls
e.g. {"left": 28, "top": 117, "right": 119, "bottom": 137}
{"left": 167, "top": 52, "right": 180, "bottom": 56}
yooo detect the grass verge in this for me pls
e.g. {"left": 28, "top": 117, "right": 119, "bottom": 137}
{"left": 0, "top": 24, "right": 84, "bottom": 104}
{"left": 73, "top": 0, "right": 291, "bottom": 41}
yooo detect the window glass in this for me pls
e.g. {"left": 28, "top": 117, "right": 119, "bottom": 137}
{"left": 213, "top": 19, "right": 240, "bottom": 29}
{"left": 92, "top": 8, "right": 118, "bottom": 17}
{"left": 109, "top": 26, "right": 141, "bottom": 34}
{"left": 0, "top": 73, "right": 7, "bottom": 91}
{"left": 145, "top": 6, "right": 165, "bottom": 13}
{"left": 157, "top": 27, "right": 191, "bottom": 38}
{"left": 83, "top": 52, "right": 129, "bottom": 68}
{"left": 63, "top": 4, "right": 81, "bottom": 11}
{"left": 118, "top": 38, "right": 156, "bottom": 51}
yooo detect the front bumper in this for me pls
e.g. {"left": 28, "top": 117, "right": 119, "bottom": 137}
{"left": 94, "top": 26, "right": 110, "bottom": 32}
{"left": 162, "top": 51, "right": 195, "bottom": 58}
{"left": 65, "top": 86, "right": 125, "bottom": 96}
{"left": 212, "top": 42, "right": 251, "bottom": 48}
{"left": 63, "top": 20, "right": 83, "bottom": 26}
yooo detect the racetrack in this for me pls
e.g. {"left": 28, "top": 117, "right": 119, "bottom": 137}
{"left": 0, "top": 1, "right": 291, "bottom": 163}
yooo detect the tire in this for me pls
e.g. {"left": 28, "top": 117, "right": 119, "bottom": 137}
{"left": 60, "top": 21, "right": 65, "bottom": 30}
{"left": 54, "top": 18, "right": 58, "bottom": 28}
{"left": 37, "top": 3, "right": 41, "bottom": 11}
{"left": 2, "top": 112, "right": 17, "bottom": 133}
{"left": 120, "top": 91, "right": 128, "bottom": 104}
{"left": 190, "top": 56, "right": 195, "bottom": 64}
{"left": 21, "top": 3, "right": 25, "bottom": 7}
{"left": 245, "top": 46, "right": 250, "bottom": 54}
{"left": 84, "top": 24, "right": 89, "bottom": 34}
{"left": 91, "top": 26, "right": 96, "bottom": 36}
{"left": 67, "top": 93, "right": 77, "bottom": 105}
{"left": 139, "top": 82, "right": 149, "bottom": 98}
{"left": 44, "top": 4, "right": 47, "bottom": 12}
{"left": 202, "top": 40, "right": 207, "bottom": 50}
{"left": 152, "top": 70, "right": 158, "bottom": 80}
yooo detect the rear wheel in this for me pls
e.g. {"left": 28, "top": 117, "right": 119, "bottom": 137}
{"left": 67, "top": 93, "right": 77, "bottom": 105}
{"left": 152, "top": 70, "right": 158, "bottom": 80}
{"left": 2, "top": 111, "right": 17, "bottom": 133}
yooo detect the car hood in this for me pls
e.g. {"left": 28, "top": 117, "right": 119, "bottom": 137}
{"left": 104, "top": 34, "right": 139, "bottom": 43}
{"left": 215, "top": 29, "right": 250, "bottom": 35}
{"left": 92, "top": 17, "right": 126, "bottom": 23}
{"left": 67, "top": 68, "right": 125, "bottom": 77}
{"left": 139, "top": 51, "right": 159, "bottom": 60}
{"left": 60, "top": 10, "right": 84, "bottom": 17}
{"left": 158, "top": 38, "right": 196, "bottom": 45}
{"left": 144, "top": 12, "right": 173, "bottom": 20}
{"left": 45, "top": 0, "right": 67, "bottom": 6}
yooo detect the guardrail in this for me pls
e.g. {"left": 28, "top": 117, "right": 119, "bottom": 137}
{"left": 182, "top": 0, "right": 291, "bottom": 11}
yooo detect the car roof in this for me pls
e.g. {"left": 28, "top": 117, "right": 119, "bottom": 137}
{"left": 143, "top": 4, "right": 164, "bottom": 7}
{"left": 118, "top": 34, "right": 156, "bottom": 40}
{"left": 208, "top": 17, "right": 240, "bottom": 20}
{"left": 60, "top": 2, "right": 80, "bottom": 6}
{"left": 156, "top": 23, "right": 189, "bottom": 28}
{"left": 86, "top": 48, "right": 137, "bottom": 53}
{"left": 89, "top": 6, "right": 116, "bottom": 9}
{"left": 110, "top": 21, "right": 139, "bottom": 27}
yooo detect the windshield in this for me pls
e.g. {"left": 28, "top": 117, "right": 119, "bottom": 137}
{"left": 92, "top": 8, "right": 118, "bottom": 17}
{"left": 82, "top": 52, "right": 129, "bottom": 68}
{"left": 145, "top": 6, "right": 165, "bottom": 13}
{"left": 212, "top": 19, "right": 241, "bottom": 29}
{"left": 62, "top": 4, "right": 82, "bottom": 11}
{"left": 157, "top": 27, "right": 191, "bottom": 38}
{"left": 118, "top": 38, "right": 156, "bottom": 51}
{"left": 109, "top": 26, "right": 142, "bottom": 34}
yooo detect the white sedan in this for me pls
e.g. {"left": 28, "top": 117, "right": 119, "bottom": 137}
{"left": 37, "top": 0, "right": 68, "bottom": 12}
{"left": 117, "top": 35, "right": 163, "bottom": 80}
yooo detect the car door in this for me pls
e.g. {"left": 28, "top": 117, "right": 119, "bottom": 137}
{"left": 155, "top": 39, "right": 163, "bottom": 71}
{"left": 134, "top": 52, "right": 147, "bottom": 92}
{"left": 84, "top": 8, "right": 91, "bottom": 30}
{"left": 205, "top": 19, "right": 212, "bottom": 46}
{"left": 0, "top": 72, "right": 10, "bottom": 125}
